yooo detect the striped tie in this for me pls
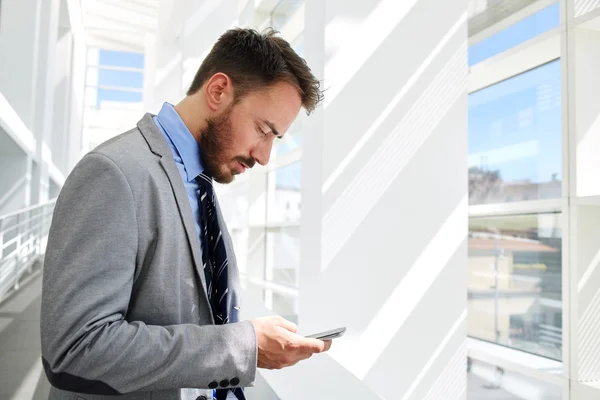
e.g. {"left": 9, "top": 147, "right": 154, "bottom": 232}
{"left": 197, "top": 172, "right": 246, "bottom": 400}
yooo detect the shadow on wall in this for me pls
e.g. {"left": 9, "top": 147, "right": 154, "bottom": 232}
{"left": 296, "top": 0, "right": 468, "bottom": 398}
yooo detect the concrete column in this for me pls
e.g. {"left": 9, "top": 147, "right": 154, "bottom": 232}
{"left": 298, "top": 0, "right": 325, "bottom": 322}
{"left": 153, "top": 0, "right": 185, "bottom": 107}
{"left": 572, "top": 27, "right": 600, "bottom": 198}
{"left": 567, "top": 14, "right": 600, "bottom": 398}
{"left": 67, "top": 33, "right": 86, "bottom": 171}
{"left": 52, "top": 29, "right": 73, "bottom": 175}
{"left": 30, "top": 0, "right": 60, "bottom": 204}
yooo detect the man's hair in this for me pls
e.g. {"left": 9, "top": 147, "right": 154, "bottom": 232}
{"left": 187, "top": 28, "right": 323, "bottom": 114}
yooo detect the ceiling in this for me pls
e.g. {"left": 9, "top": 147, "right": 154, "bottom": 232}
{"left": 81, "top": 0, "right": 159, "bottom": 52}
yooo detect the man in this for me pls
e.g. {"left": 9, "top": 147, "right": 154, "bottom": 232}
{"left": 40, "top": 28, "right": 331, "bottom": 400}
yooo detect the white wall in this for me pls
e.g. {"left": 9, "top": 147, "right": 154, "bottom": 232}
{"left": 573, "top": 27, "right": 600, "bottom": 197}
{"left": 296, "top": 0, "right": 468, "bottom": 398}
{"left": 568, "top": 7, "right": 600, "bottom": 397}
{"left": 151, "top": 0, "right": 240, "bottom": 110}
{"left": 0, "top": 155, "right": 29, "bottom": 215}
{"left": 0, "top": 0, "right": 84, "bottom": 213}
{"left": 0, "top": 0, "right": 41, "bottom": 131}
{"left": 0, "top": 0, "right": 42, "bottom": 213}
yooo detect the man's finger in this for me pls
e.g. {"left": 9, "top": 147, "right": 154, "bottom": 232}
{"left": 294, "top": 336, "right": 326, "bottom": 353}
{"left": 273, "top": 316, "right": 298, "bottom": 333}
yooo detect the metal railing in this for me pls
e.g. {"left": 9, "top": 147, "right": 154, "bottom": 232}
{"left": 0, "top": 199, "right": 56, "bottom": 302}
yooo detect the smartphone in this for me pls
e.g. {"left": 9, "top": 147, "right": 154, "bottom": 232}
{"left": 305, "top": 327, "right": 346, "bottom": 340}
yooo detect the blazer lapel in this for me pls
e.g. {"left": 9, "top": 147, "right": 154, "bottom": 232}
{"left": 137, "top": 114, "right": 213, "bottom": 321}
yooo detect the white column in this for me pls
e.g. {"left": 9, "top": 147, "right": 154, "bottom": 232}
{"left": 572, "top": 27, "right": 600, "bottom": 198}
{"left": 143, "top": 33, "right": 158, "bottom": 113}
{"left": 30, "top": 0, "right": 60, "bottom": 204}
{"left": 67, "top": 34, "right": 86, "bottom": 170}
{"left": 298, "top": 0, "right": 325, "bottom": 324}
{"left": 567, "top": 1, "right": 600, "bottom": 397}
{"left": 154, "top": 0, "right": 185, "bottom": 106}
{"left": 52, "top": 29, "right": 73, "bottom": 175}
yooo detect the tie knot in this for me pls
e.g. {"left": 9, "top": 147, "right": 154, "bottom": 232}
{"left": 197, "top": 172, "right": 213, "bottom": 190}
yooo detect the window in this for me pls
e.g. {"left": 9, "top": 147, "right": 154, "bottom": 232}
{"left": 467, "top": 0, "right": 566, "bottom": 386}
{"left": 95, "top": 89, "right": 143, "bottom": 105}
{"left": 271, "top": 292, "right": 297, "bottom": 323}
{"left": 266, "top": 227, "right": 300, "bottom": 288}
{"left": 469, "top": 2, "right": 560, "bottom": 65}
{"left": 98, "top": 49, "right": 145, "bottom": 69}
{"left": 468, "top": 213, "right": 562, "bottom": 360}
{"left": 270, "top": 0, "right": 304, "bottom": 31}
{"left": 87, "top": 49, "right": 145, "bottom": 108}
{"left": 274, "top": 114, "right": 304, "bottom": 156}
{"left": 468, "top": 358, "right": 562, "bottom": 398}
{"left": 468, "top": 60, "right": 561, "bottom": 205}
{"left": 266, "top": 162, "right": 302, "bottom": 287}
{"left": 293, "top": 34, "right": 305, "bottom": 58}
{"left": 83, "top": 48, "right": 145, "bottom": 151}
{"left": 262, "top": 162, "right": 302, "bottom": 320}
{"left": 97, "top": 69, "right": 144, "bottom": 89}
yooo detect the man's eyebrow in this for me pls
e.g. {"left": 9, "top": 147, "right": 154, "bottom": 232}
{"left": 263, "top": 119, "right": 281, "bottom": 138}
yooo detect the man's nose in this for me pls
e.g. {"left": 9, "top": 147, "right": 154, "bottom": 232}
{"left": 251, "top": 141, "right": 273, "bottom": 166}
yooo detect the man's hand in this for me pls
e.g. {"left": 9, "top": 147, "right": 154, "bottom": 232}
{"left": 250, "top": 316, "right": 332, "bottom": 370}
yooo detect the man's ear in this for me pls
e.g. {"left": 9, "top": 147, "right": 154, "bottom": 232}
{"left": 205, "top": 72, "right": 234, "bottom": 112}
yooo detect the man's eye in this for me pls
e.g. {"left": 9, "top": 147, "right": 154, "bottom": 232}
{"left": 257, "top": 125, "right": 268, "bottom": 137}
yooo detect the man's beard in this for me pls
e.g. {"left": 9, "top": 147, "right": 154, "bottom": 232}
{"left": 198, "top": 104, "right": 254, "bottom": 184}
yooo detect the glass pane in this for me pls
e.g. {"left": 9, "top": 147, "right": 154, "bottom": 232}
{"left": 469, "top": 2, "right": 560, "bottom": 66}
{"left": 98, "top": 49, "right": 145, "bottom": 68}
{"left": 96, "top": 89, "right": 143, "bottom": 107}
{"left": 468, "top": 358, "right": 563, "bottom": 399}
{"left": 84, "top": 87, "right": 98, "bottom": 107}
{"left": 266, "top": 162, "right": 302, "bottom": 224}
{"left": 274, "top": 113, "right": 305, "bottom": 156}
{"left": 267, "top": 290, "right": 298, "bottom": 324}
{"left": 271, "top": 0, "right": 304, "bottom": 31}
{"left": 468, "top": 213, "right": 562, "bottom": 360}
{"left": 468, "top": 60, "right": 561, "bottom": 205}
{"left": 292, "top": 34, "right": 304, "bottom": 58}
{"left": 98, "top": 69, "right": 144, "bottom": 89}
{"left": 266, "top": 226, "right": 300, "bottom": 287}
{"left": 265, "top": 162, "right": 302, "bottom": 288}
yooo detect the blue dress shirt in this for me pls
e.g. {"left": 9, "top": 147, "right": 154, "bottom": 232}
{"left": 153, "top": 102, "right": 204, "bottom": 247}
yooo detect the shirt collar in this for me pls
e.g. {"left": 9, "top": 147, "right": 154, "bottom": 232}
{"left": 155, "top": 102, "right": 204, "bottom": 181}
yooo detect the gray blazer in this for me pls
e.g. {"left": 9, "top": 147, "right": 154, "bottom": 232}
{"left": 40, "top": 114, "right": 257, "bottom": 400}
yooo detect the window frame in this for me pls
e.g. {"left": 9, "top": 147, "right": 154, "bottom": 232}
{"left": 464, "top": 1, "right": 573, "bottom": 395}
